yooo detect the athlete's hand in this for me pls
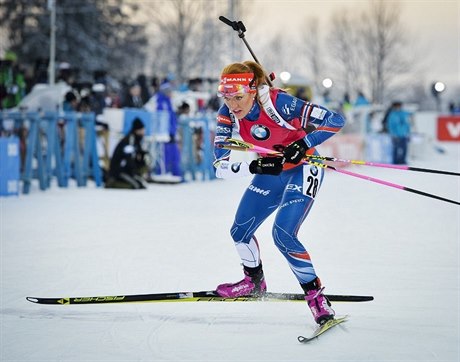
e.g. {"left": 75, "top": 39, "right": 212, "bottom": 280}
{"left": 283, "top": 138, "right": 308, "bottom": 164}
{"left": 249, "top": 156, "right": 284, "bottom": 175}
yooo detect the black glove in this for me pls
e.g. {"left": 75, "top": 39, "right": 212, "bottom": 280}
{"left": 249, "top": 156, "right": 284, "bottom": 175}
{"left": 283, "top": 138, "right": 308, "bottom": 164}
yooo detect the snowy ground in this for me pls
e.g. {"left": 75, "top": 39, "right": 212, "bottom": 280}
{"left": 1, "top": 142, "right": 459, "bottom": 362}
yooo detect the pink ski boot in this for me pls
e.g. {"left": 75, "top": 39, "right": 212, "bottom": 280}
{"left": 302, "top": 278, "right": 335, "bottom": 325}
{"left": 216, "top": 265, "right": 267, "bottom": 298}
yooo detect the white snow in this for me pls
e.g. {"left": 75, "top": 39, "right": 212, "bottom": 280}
{"left": 1, "top": 143, "right": 459, "bottom": 362}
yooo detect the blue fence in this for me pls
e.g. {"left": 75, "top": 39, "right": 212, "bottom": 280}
{"left": 0, "top": 111, "right": 102, "bottom": 195}
{"left": 364, "top": 133, "right": 393, "bottom": 163}
{"left": 179, "top": 115, "right": 216, "bottom": 181}
{"left": 117, "top": 108, "right": 216, "bottom": 182}
{"left": 0, "top": 109, "right": 216, "bottom": 195}
{"left": 0, "top": 136, "right": 20, "bottom": 196}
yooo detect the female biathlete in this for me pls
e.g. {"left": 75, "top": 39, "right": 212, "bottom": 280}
{"left": 213, "top": 61, "right": 345, "bottom": 325}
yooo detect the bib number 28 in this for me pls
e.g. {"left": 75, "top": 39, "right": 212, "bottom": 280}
{"left": 303, "top": 166, "right": 321, "bottom": 199}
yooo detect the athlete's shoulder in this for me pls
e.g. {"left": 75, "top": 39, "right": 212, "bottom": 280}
{"left": 273, "top": 89, "right": 306, "bottom": 119}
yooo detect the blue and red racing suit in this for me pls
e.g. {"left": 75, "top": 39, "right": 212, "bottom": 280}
{"left": 213, "top": 88, "right": 345, "bottom": 284}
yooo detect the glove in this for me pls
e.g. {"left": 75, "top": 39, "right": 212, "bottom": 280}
{"left": 283, "top": 138, "right": 308, "bottom": 164}
{"left": 249, "top": 156, "right": 284, "bottom": 175}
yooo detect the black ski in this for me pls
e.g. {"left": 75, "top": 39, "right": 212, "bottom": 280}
{"left": 298, "top": 315, "right": 349, "bottom": 343}
{"left": 26, "top": 290, "right": 373, "bottom": 305}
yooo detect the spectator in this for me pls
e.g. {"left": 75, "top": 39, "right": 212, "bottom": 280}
{"left": 156, "top": 82, "right": 178, "bottom": 142}
{"left": 354, "top": 91, "right": 370, "bottom": 107}
{"left": 33, "top": 57, "right": 49, "bottom": 85}
{"left": 295, "top": 87, "right": 311, "bottom": 102}
{"left": 145, "top": 81, "right": 182, "bottom": 182}
{"left": 59, "top": 90, "right": 80, "bottom": 153}
{"left": 207, "top": 94, "right": 222, "bottom": 112}
{"left": 381, "top": 102, "right": 395, "bottom": 133}
{"left": 77, "top": 84, "right": 110, "bottom": 171}
{"left": 90, "top": 83, "right": 107, "bottom": 116}
{"left": 122, "top": 82, "right": 144, "bottom": 108}
{"left": 0, "top": 51, "right": 26, "bottom": 109}
{"left": 341, "top": 92, "right": 352, "bottom": 113}
{"left": 57, "top": 62, "right": 76, "bottom": 86}
{"left": 136, "top": 74, "right": 151, "bottom": 104}
{"left": 387, "top": 101, "right": 412, "bottom": 164}
{"left": 150, "top": 76, "right": 160, "bottom": 96}
{"left": 448, "top": 102, "right": 460, "bottom": 115}
{"left": 63, "top": 90, "right": 79, "bottom": 112}
{"left": 177, "top": 101, "right": 191, "bottom": 118}
{"left": 105, "top": 118, "right": 149, "bottom": 189}
{"left": 178, "top": 101, "right": 203, "bottom": 164}
{"left": 78, "top": 87, "right": 93, "bottom": 112}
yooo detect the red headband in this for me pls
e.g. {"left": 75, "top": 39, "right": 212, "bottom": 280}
{"left": 217, "top": 73, "right": 256, "bottom": 97}
{"left": 220, "top": 73, "right": 254, "bottom": 86}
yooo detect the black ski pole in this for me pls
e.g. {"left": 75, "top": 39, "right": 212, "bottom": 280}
{"left": 219, "top": 15, "right": 274, "bottom": 86}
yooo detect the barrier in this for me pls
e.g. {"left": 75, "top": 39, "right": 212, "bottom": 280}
{"left": 316, "top": 134, "right": 365, "bottom": 166}
{"left": 123, "top": 108, "right": 153, "bottom": 136}
{"left": 80, "top": 113, "right": 103, "bottom": 186}
{"left": 364, "top": 133, "right": 392, "bottom": 163}
{"left": 117, "top": 109, "right": 216, "bottom": 182}
{"left": 41, "top": 112, "right": 65, "bottom": 188}
{"left": 1, "top": 112, "right": 48, "bottom": 193}
{"left": 0, "top": 136, "right": 20, "bottom": 196}
{"left": 0, "top": 111, "right": 102, "bottom": 194}
{"left": 0, "top": 108, "right": 218, "bottom": 194}
{"left": 179, "top": 115, "right": 216, "bottom": 181}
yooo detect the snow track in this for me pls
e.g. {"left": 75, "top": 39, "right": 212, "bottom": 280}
{"left": 1, "top": 144, "right": 459, "bottom": 361}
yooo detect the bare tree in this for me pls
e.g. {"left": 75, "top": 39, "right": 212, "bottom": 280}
{"left": 359, "top": 0, "right": 411, "bottom": 103}
{"left": 139, "top": 0, "right": 253, "bottom": 82}
{"left": 300, "top": 16, "right": 324, "bottom": 96}
{"left": 0, "top": 0, "right": 148, "bottom": 80}
{"left": 260, "top": 34, "right": 285, "bottom": 76}
{"left": 327, "top": 9, "right": 364, "bottom": 99}
{"left": 142, "top": 0, "right": 204, "bottom": 82}
{"left": 325, "top": 1, "right": 416, "bottom": 104}
{"left": 143, "top": 0, "right": 236, "bottom": 82}
{"left": 197, "top": 0, "right": 228, "bottom": 80}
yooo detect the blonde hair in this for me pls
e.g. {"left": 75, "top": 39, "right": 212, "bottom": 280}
{"left": 220, "top": 61, "right": 268, "bottom": 88}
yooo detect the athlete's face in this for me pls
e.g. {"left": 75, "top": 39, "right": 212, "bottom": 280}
{"left": 223, "top": 93, "right": 255, "bottom": 119}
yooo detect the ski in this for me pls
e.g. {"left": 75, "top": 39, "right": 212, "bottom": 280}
{"left": 298, "top": 315, "right": 349, "bottom": 343}
{"left": 26, "top": 291, "right": 373, "bottom": 305}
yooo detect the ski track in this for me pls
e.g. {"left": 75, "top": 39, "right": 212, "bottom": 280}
{"left": 1, "top": 143, "right": 459, "bottom": 361}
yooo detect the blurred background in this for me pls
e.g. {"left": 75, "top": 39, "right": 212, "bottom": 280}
{"left": 1, "top": 0, "right": 458, "bottom": 106}
{"left": 0, "top": 0, "right": 459, "bottom": 195}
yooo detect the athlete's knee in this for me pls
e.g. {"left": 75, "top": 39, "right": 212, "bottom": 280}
{"left": 230, "top": 220, "right": 253, "bottom": 244}
{"left": 272, "top": 222, "right": 296, "bottom": 249}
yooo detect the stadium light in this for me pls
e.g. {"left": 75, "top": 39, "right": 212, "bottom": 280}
{"left": 279, "top": 71, "right": 291, "bottom": 85}
{"left": 322, "top": 78, "right": 333, "bottom": 89}
{"left": 431, "top": 81, "right": 446, "bottom": 112}
{"left": 433, "top": 82, "right": 446, "bottom": 94}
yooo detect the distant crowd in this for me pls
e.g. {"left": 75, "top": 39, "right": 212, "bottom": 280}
{"left": 2, "top": 51, "right": 459, "bottom": 178}
{"left": 0, "top": 51, "right": 222, "bottom": 116}
{"left": 1, "top": 52, "right": 226, "bottom": 189}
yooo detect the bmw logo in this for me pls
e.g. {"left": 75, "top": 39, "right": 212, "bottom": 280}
{"left": 251, "top": 125, "right": 270, "bottom": 141}
{"left": 310, "top": 165, "right": 319, "bottom": 176}
{"left": 231, "top": 163, "right": 241, "bottom": 173}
